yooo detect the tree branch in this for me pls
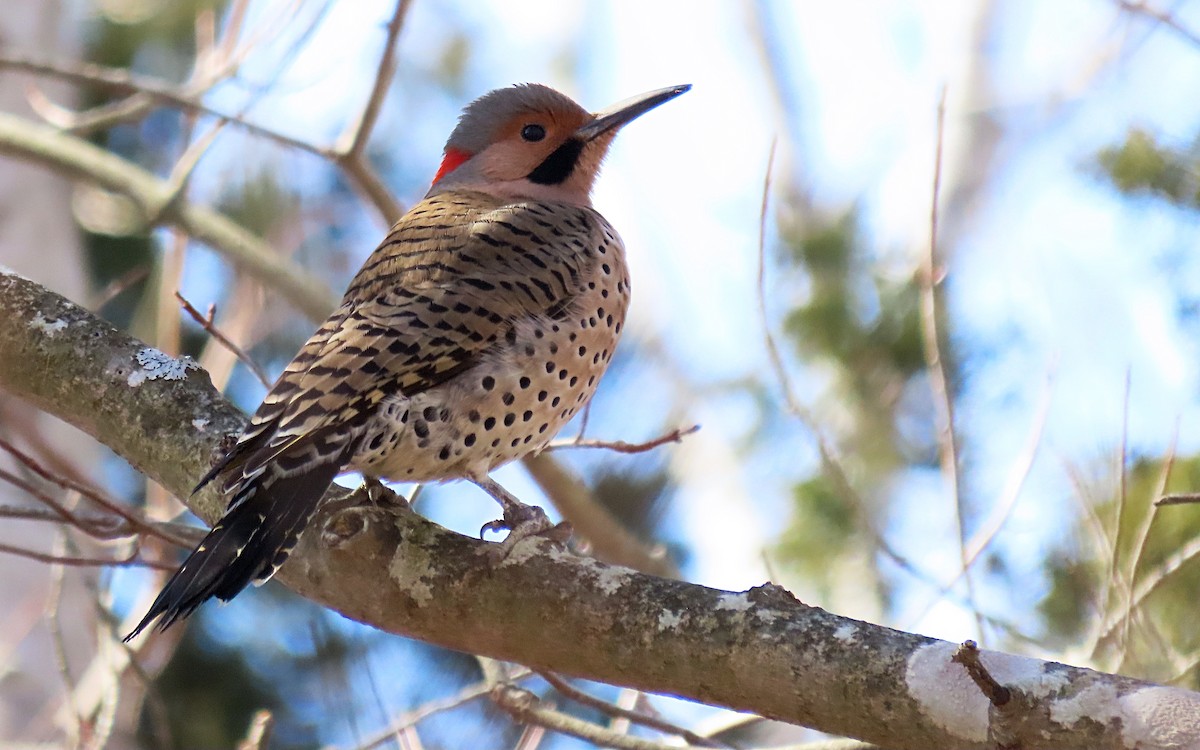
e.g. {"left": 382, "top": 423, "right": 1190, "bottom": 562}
{"left": 2, "top": 270, "right": 1198, "bottom": 750}
{"left": 0, "top": 113, "right": 335, "bottom": 320}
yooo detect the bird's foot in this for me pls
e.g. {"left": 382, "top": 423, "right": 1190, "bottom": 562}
{"left": 471, "top": 475, "right": 572, "bottom": 562}
{"left": 481, "top": 514, "right": 573, "bottom": 564}
{"left": 356, "top": 475, "right": 408, "bottom": 510}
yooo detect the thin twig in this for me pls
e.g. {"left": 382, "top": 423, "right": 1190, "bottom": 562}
{"left": 545, "top": 425, "right": 700, "bottom": 454}
{"left": 1117, "top": 417, "right": 1178, "bottom": 671}
{"left": 537, "top": 670, "right": 729, "bottom": 748}
{"left": 337, "top": 0, "right": 412, "bottom": 159}
{"left": 919, "top": 86, "right": 980, "bottom": 636}
{"left": 0, "top": 540, "right": 170, "bottom": 569}
{"left": 905, "top": 367, "right": 1053, "bottom": 629}
{"left": 951, "top": 640, "right": 1012, "bottom": 707}
{"left": 90, "top": 265, "right": 150, "bottom": 310}
{"left": 175, "top": 291, "right": 271, "bottom": 387}
{"left": 1158, "top": 493, "right": 1200, "bottom": 506}
{"left": 331, "top": 0, "right": 412, "bottom": 222}
{"left": 0, "top": 113, "right": 337, "bottom": 319}
{"left": 0, "top": 465, "right": 105, "bottom": 536}
{"left": 1115, "top": 0, "right": 1200, "bottom": 47}
{"left": 1097, "top": 369, "right": 1134, "bottom": 661}
{"left": 753, "top": 139, "right": 932, "bottom": 585}
{"left": 491, "top": 683, "right": 683, "bottom": 750}
{"left": 0, "top": 51, "right": 327, "bottom": 156}
{"left": 354, "top": 669, "right": 534, "bottom": 750}
{"left": 0, "top": 436, "right": 190, "bottom": 546}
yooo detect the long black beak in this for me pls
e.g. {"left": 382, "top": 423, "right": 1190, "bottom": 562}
{"left": 575, "top": 84, "right": 691, "bottom": 142}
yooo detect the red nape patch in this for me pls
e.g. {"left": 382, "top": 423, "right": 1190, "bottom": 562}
{"left": 432, "top": 148, "right": 471, "bottom": 185}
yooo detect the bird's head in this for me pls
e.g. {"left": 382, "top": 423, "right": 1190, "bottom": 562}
{"left": 427, "top": 83, "right": 690, "bottom": 205}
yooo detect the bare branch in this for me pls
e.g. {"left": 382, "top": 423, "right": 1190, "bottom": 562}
{"left": 537, "top": 670, "right": 728, "bottom": 748}
{"left": 175, "top": 291, "right": 271, "bottom": 388}
{"left": 0, "top": 435, "right": 190, "bottom": 546}
{"left": 0, "top": 112, "right": 336, "bottom": 319}
{"left": 0, "top": 540, "right": 169, "bottom": 569}
{"left": 330, "top": 0, "right": 413, "bottom": 222}
{"left": 544, "top": 424, "right": 700, "bottom": 454}
{"left": 337, "top": 0, "right": 412, "bottom": 160}
{"left": 522, "top": 452, "right": 678, "bottom": 578}
{"left": 919, "top": 87, "right": 979, "bottom": 636}
{"left": 754, "top": 140, "right": 933, "bottom": 586}
{"left": 0, "top": 50, "right": 327, "bottom": 154}
{"left": 491, "top": 683, "right": 680, "bottom": 750}
{"left": 1157, "top": 493, "right": 1200, "bottom": 506}
{"left": 1116, "top": 0, "right": 1200, "bottom": 48}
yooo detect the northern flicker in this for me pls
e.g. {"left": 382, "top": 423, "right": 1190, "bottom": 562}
{"left": 126, "top": 82, "right": 690, "bottom": 639}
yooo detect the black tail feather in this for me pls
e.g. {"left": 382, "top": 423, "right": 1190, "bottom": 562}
{"left": 124, "top": 463, "right": 340, "bottom": 641}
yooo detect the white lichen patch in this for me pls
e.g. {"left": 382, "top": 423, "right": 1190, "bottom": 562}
{"left": 657, "top": 609, "right": 684, "bottom": 631}
{"left": 1120, "top": 686, "right": 1200, "bottom": 750}
{"left": 1050, "top": 682, "right": 1119, "bottom": 728}
{"left": 388, "top": 540, "right": 436, "bottom": 606}
{"left": 833, "top": 623, "right": 858, "bottom": 642}
{"left": 906, "top": 642, "right": 1071, "bottom": 743}
{"left": 594, "top": 565, "right": 632, "bottom": 595}
{"left": 192, "top": 418, "right": 209, "bottom": 432}
{"left": 127, "top": 347, "right": 200, "bottom": 386}
{"left": 716, "top": 592, "right": 754, "bottom": 612}
{"left": 754, "top": 607, "right": 780, "bottom": 625}
{"left": 906, "top": 643, "right": 990, "bottom": 742}
{"left": 29, "top": 312, "right": 68, "bottom": 336}
{"left": 491, "top": 535, "right": 575, "bottom": 566}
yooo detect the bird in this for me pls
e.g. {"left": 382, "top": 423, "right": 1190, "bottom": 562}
{"left": 125, "top": 82, "right": 691, "bottom": 639}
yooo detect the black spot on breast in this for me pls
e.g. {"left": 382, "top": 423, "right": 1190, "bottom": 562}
{"left": 537, "top": 390, "right": 548, "bottom": 402}
{"left": 482, "top": 375, "right": 495, "bottom": 390}
{"left": 413, "top": 420, "right": 429, "bottom": 438}
{"left": 484, "top": 417, "right": 496, "bottom": 430}
{"left": 465, "top": 433, "right": 477, "bottom": 447}
{"left": 519, "top": 376, "right": 531, "bottom": 389}
{"left": 502, "top": 392, "right": 515, "bottom": 406}
{"left": 438, "top": 446, "right": 451, "bottom": 461}
{"left": 545, "top": 361, "right": 555, "bottom": 373}
{"left": 423, "top": 406, "right": 437, "bottom": 421}
{"left": 522, "top": 410, "right": 533, "bottom": 422}
{"left": 504, "top": 413, "right": 516, "bottom": 427}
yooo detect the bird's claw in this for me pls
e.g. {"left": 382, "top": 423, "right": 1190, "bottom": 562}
{"left": 480, "top": 508, "right": 573, "bottom": 564}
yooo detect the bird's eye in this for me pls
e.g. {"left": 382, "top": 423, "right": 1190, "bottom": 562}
{"left": 521, "top": 124, "right": 546, "bottom": 142}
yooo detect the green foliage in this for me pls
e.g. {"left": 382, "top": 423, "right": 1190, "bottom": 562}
{"left": 772, "top": 209, "right": 933, "bottom": 601}
{"left": 1095, "top": 127, "right": 1200, "bottom": 210}
{"left": 1039, "top": 455, "right": 1200, "bottom": 685}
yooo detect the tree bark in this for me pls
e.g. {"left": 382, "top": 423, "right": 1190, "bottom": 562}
{"left": 2, "top": 268, "right": 1198, "bottom": 750}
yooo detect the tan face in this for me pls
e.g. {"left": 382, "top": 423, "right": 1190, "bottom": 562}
{"left": 475, "top": 109, "right": 593, "bottom": 183}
